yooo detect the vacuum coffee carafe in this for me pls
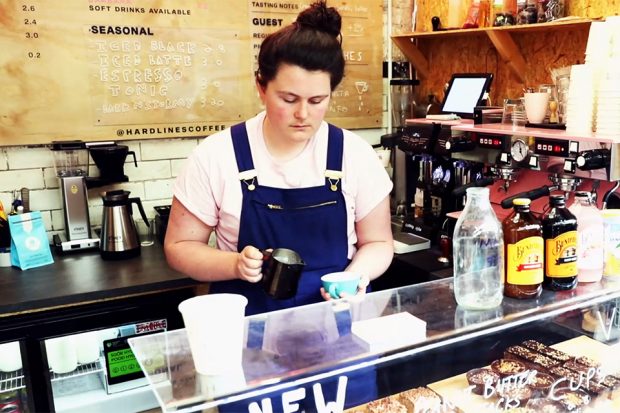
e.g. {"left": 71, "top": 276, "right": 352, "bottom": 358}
{"left": 100, "top": 190, "right": 149, "bottom": 260}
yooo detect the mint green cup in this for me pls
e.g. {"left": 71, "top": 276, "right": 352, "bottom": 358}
{"left": 321, "top": 272, "right": 361, "bottom": 299}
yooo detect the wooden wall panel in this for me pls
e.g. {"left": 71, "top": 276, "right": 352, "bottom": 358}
{"left": 566, "top": 0, "right": 620, "bottom": 19}
{"left": 0, "top": 0, "right": 383, "bottom": 145}
{"left": 407, "top": 1, "right": 613, "bottom": 108}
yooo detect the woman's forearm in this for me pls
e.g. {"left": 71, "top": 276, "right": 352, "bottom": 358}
{"left": 165, "top": 240, "right": 241, "bottom": 282}
{"left": 346, "top": 240, "right": 393, "bottom": 281}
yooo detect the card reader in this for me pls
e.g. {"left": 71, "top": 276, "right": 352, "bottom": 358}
{"left": 393, "top": 232, "right": 431, "bottom": 254}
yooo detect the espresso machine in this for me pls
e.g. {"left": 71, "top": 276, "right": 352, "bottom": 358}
{"left": 444, "top": 123, "right": 617, "bottom": 218}
{"left": 396, "top": 120, "right": 494, "bottom": 245}
{"left": 51, "top": 141, "right": 100, "bottom": 252}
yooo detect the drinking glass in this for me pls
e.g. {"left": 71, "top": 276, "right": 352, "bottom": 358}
{"left": 539, "top": 84, "right": 558, "bottom": 122}
{"left": 502, "top": 98, "right": 527, "bottom": 128}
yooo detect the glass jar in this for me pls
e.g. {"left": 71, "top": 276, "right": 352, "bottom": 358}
{"left": 453, "top": 187, "right": 504, "bottom": 309}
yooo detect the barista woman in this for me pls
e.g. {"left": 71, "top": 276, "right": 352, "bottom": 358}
{"left": 165, "top": 1, "right": 393, "bottom": 316}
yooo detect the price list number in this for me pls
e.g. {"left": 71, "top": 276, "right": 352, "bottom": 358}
{"left": 21, "top": 3, "right": 41, "bottom": 60}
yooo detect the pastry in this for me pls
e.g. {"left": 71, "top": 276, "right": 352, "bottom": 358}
{"left": 490, "top": 358, "right": 527, "bottom": 377}
{"left": 548, "top": 366, "right": 608, "bottom": 396}
{"left": 525, "top": 398, "right": 564, "bottom": 413}
{"left": 527, "top": 371, "right": 555, "bottom": 397}
{"left": 497, "top": 384, "right": 532, "bottom": 406}
{"left": 520, "top": 339, "right": 573, "bottom": 363}
{"left": 553, "top": 388, "right": 591, "bottom": 411}
{"left": 574, "top": 355, "right": 600, "bottom": 369}
{"left": 399, "top": 387, "right": 442, "bottom": 413}
{"left": 466, "top": 368, "right": 500, "bottom": 395}
{"left": 504, "top": 345, "right": 560, "bottom": 371}
{"left": 581, "top": 309, "right": 600, "bottom": 333}
{"left": 366, "top": 396, "right": 407, "bottom": 413}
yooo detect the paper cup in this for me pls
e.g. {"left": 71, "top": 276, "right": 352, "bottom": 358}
{"left": 0, "top": 342, "right": 22, "bottom": 372}
{"left": 321, "top": 271, "right": 361, "bottom": 299}
{"left": 524, "top": 92, "right": 550, "bottom": 124}
{"left": 178, "top": 294, "right": 247, "bottom": 375}
{"left": 75, "top": 331, "right": 100, "bottom": 365}
{"left": 46, "top": 336, "right": 78, "bottom": 374}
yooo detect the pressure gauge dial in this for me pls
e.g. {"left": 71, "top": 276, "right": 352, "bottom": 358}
{"left": 511, "top": 138, "right": 529, "bottom": 163}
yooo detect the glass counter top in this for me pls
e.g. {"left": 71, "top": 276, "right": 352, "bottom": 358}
{"left": 128, "top": 278, "right": 620, "bottom": 412}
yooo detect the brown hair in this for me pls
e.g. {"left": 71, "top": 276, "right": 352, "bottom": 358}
{"left": 256, "top": 1, "right": 345, "bottom": 91}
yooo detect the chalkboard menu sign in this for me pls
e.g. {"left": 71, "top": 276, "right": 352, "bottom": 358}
{"left": 0, "top": 0, "right": 382, "bottom": 145}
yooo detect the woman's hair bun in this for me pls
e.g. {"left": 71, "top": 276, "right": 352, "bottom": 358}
{"left": 296, "top": 1, "right": 341, "bottom": 37}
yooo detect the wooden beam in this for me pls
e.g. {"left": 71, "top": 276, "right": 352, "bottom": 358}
{"left": 486, "top": 30, "right": 527, "bottom": 84}
{"left": 391, "top": 36, "right": 430, "bottom": 79}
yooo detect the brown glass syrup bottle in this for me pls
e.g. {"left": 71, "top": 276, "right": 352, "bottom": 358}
{"left": 542, "top": 195, "right": 578, "bottom": 291}
{"left": 503, "top": 198, "right": 543, "bottom": 299}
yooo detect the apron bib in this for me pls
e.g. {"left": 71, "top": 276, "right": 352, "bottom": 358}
{"left": 209, "top": 122, "right": 349, "bottom": 315}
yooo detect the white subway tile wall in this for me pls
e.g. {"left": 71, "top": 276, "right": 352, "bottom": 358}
{"left": 2, "top": 131, "right": 389, "bottom": 242}
{"left": 1, "top": 126, "right": 387, "bottom": 242}
{"left": 0, "top": 139, "right": 200, "bottom": 242}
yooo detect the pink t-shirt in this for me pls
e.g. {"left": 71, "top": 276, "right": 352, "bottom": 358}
{"left": 173, "top": 111, "right": 393, "bottom": 258}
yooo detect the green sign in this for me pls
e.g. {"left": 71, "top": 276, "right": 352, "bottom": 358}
{"left": 106, "top": 347, "right": 142, "bottom": 378}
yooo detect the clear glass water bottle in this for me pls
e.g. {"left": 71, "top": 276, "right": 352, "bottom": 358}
{"left": 453, "top": 187, "right": 504, "bottom": 309}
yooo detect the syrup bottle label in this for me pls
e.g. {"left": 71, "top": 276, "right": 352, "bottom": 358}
{"left": 507, "top": 236, "right": 544, "bottom": 285}
{"left": 545, "top": 230, "right": 578, "bottom": 277}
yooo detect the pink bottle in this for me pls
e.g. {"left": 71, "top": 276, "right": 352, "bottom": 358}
{"left": 569, "top": 191, "right": 604, "bottom": 283}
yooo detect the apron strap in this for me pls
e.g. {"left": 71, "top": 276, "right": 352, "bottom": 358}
{"left": 325, "top": 124, "right": 344, "bottom": 191}
{"left": 231, "top": 122, "right": 258, "bottom": 191}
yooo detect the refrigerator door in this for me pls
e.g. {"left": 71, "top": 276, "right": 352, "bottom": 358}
{"left": 47, "top": 321, "right": 166, "bottom": 413}
{"left": 0, "top": 341, "right": 29, "bottom": 413}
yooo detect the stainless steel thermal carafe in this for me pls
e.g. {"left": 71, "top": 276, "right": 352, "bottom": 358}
{"left": 99, "top": 190, "right": 149, "bottom": 260}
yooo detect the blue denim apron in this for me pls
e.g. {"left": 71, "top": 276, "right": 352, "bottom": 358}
{"left": 211, "top": 122, "right": 377, "bottom": 412}
{"left": 209, "top": 122, "right": 350, "bottom": 316}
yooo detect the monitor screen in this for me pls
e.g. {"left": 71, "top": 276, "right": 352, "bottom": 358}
{"left": 440, "top": 73, "right": 493, "bottom": 118}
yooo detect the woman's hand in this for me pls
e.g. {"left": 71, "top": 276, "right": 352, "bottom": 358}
{"left": 236, "top": 246, "right": 264, "bottom": 283}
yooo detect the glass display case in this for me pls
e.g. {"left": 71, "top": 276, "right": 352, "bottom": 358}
{"left": 46, "top": 322, "right": 170, "bottom": 413}
{"left": 130, "top": 278, "right": 620, "bottom": 412}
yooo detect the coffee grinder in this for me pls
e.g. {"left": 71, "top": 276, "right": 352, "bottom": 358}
{"left": 51, "top": 141, "right": 100, "bottom": 252}
{"left": 384, "top": 78, "right": 419, "bottom": 215}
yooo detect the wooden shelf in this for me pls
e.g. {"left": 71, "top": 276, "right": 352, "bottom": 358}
{"left": 391, "top": 18, "right": 594, "bottom": 83}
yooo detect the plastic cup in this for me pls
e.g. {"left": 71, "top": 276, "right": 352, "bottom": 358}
{"left": 178, "top": 294, "right": 248, "bottom": 375}
{"left": 502, "top": 98, "right": 526, "bottom": 128}
{"left": 321, "top": 271, "right": 361, "bottom": 299}
{"left": 136, "top": 218, "right": 155, "bottom": 247}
